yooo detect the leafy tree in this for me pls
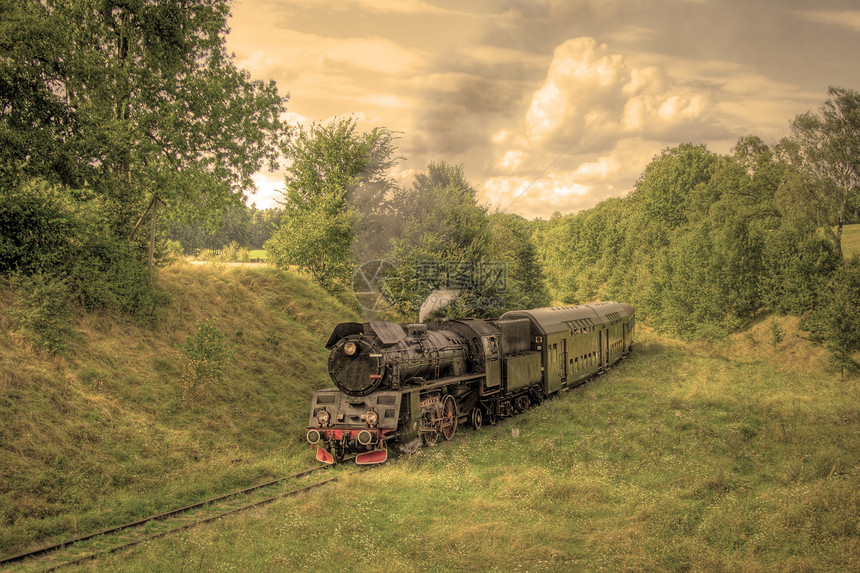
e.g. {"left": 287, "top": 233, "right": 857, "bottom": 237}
{"left": 1, "top": 0, "right": 288, "bottom": 282}
{"left": 631, "top": 143, "right": 719, "bottom": 232}
{"left": 487, "top": 212, "right": 551, "bottom": 311}
{"left": 268, "top": 206, "right": 355, "bottom": 289}
{"left": 802, "top": 258, "right": 860, "bottom": 377}
{"left": 266, "top": 118, "right": 398, "bottom": 288}
{"left": 385, "top": 162, "right": 495, "bottom": 317}
{"left": 761, "top": 228, "right": 838, "bottom": 315}
{"left": 249, "top": 207, "right": 283, "bottom": 250}
{"left": 779, "top": 87, "right": 860, "bottom": 260}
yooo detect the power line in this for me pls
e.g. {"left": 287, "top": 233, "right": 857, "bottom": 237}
{"left": 502, "top": 114, "right": 602, "bottom": 214}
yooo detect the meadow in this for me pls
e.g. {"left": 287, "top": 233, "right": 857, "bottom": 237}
{"left": 59, "top": 323, "right": 858, "bottom": 572}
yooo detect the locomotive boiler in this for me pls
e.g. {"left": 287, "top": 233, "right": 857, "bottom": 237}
{"left": 306, "top": 302, "right": 635, "bottom": 464}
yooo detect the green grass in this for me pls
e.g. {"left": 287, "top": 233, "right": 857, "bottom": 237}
{"left": 2, "top": 268, "right": 856, "bottom": 571}
{"left": 63, "top": 329, "right": 859, "bottom": 573}
{"left": 0, "top": 264, "right": 359, "bottom": 557}
{"left": 248, "top": 249, "right": 268, "bottom": 260}
{"left": 842, "top": 223, "right": 860, "bottom": 258}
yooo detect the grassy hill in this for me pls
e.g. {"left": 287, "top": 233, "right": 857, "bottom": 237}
{"left": 2, "top": 265, "right": 858, "bottom": 571}
{"left": 0, "top": 262, "right": 359, "bottom": 556}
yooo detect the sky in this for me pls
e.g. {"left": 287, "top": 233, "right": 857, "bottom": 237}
{"left": 226, "top": 0, "right": 860, "bottom": 220}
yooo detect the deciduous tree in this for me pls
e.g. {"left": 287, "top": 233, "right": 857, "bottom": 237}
{"left": 266, "top": 118, "right": 397, "bottom": 288}
{"left": 1, "top": 0, "right": 288, "bottom": 283}
{"left": 779, "top": 87, "right": 860, "bottom": 260}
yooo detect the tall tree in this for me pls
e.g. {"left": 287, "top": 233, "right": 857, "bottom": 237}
{"left": 265, "top": 117, "right": 398, "bottom": 288}
{"left": 1, "top": 0, "right": 288, "bottom": 278}
{"left": 779, "top": 86, "right": 860, "bottom": 260}
{"left": 630, "top": 143, "right": 719, "bottom": 232}
{"left": 385, "top": 162, "right": 493, "bottom": 317}
{"left": 0, "top": 0, "right": 105, "bottom": 191}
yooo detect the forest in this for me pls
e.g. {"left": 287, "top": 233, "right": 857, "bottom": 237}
{"left": 1, "top": 1, "right": 859, "bottom": 374}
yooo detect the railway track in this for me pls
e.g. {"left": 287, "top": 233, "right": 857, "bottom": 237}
{"left": 1, "top": 464, "right": 362, "bottom": 572}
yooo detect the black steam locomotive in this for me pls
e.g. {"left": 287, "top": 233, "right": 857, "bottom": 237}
{"left": 306, "top": 302, "right": 635, "bottom": 464}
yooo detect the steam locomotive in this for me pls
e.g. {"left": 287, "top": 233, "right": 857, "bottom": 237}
{"left": 306, "top": 302, "right": 634, "bottom": 464}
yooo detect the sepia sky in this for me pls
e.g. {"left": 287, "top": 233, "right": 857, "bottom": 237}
{"left": 227, "top": 0, "right": 860, "bottom": 219}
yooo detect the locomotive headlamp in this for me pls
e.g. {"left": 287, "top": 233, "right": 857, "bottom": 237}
{"left": 307, "top": 429, "right": 321, "bottom": 444}
{"left": 363, "top": 410, "right": 379, "bottom": 427}
{"left": 343, "top": 341, "right": 358, "bottom": 356}
{"left": 317, "top": 409, "right": 331, "bottom": 426}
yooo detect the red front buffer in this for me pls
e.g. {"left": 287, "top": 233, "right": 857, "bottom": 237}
{"left": 355, "top": 447, "right": 388, "bottom": 465}
{"left": 315, "top": 447, "right": 335, "bottom": 465}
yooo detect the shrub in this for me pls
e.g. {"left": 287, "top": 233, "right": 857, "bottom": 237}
{"left": 197, "top": 249, "right": 217, "bottom": 261}
{"left": 67, "top": 230, "right": 166, "bottom": 323}
{"left": 10, "top": 272, "right": 76, "bottom": 353}
{"left": 770, "top": 319, "right": 784, "bottom": 347}
{"left": 180, "top": 320, "right": 233, "bottom": 400}
{"left": 0, "top": 181, "right": 77, "bottom": 274}
{"left": 1, "top": 181, "right": 166, "bottom": 323}
{"left": 801, "top": 258, "right": 860, "bottom": 378}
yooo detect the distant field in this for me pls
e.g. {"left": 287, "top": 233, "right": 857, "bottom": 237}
{"left": 842, "top": 223, "right": 860, "bottom": 258}
{"left": 248, "top": 249, "right": 268, "bottom": 260}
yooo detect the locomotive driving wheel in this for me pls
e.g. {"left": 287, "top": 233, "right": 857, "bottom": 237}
{"left": 440, "top": 394, "right": 458, "bottom": 441}
{"left": 422, "top": 429, "right": 438, "bottom": 445}
{"left": 470, "top": 407, "right": 483, "bottom": 430}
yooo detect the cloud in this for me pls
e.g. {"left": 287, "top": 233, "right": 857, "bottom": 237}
{"left": 792, "top": 10, "right": 860, "bottom": 33}
{"left": 249, "top": 172, "right": 286, "bottom": 208}
{"left": 524, "top": 37, "right": 723, "bottom": 146}
{"left": 240, "top": 0, "right": 461, "bottom": 16}
{"left": 474, "top": 36, "right": 729, "bottom": 216}
{"left": 235, "top": 30, "right": 425, "bottom": 78}
{"left": 481, "top": 138, "right": 656, "bottom": 218}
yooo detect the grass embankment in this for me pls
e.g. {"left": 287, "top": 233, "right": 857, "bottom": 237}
{"left": 842, "top": 223, "right": 860, "bottom": 258}
{"left": 77, "top": 322, "right": 858, "bottom": 572}
{"left": 0, "top": 263, "right": 358, "bottom": 556}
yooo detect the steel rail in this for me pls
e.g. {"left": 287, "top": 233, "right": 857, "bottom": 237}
{"left": 0, "top": 465, "right": 336, "bottom": 570}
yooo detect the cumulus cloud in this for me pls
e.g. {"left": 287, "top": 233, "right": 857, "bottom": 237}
{"left": 524, "top": 37, "right": 722, "bottom": 145}
{"left": 473, "top": 37, "right": 743, "bottom": 216}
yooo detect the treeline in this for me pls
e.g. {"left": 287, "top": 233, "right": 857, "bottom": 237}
{"left": 536, "top": 88, "right": 860, "bottom": 372}
{"left": 165, "top": 204, "right": 283, "bottom": 254}
{"left": 264, "top": 118, "right": 550, "bottom": 319}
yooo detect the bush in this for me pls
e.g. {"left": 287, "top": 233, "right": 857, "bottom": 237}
{"left": 801, "top": 258, "right": 860, "bottom": 378}
{"left": 0, "top": 182, "right": 77, "bottom": 274}
{"left": 180, "top": 320, "right": 233, "bottom": 400}
{"left": 67, "top": 231, "right": 166, "bottom": 323}
{"left": 770, "top": 319, "right": 784, "bottom": 347}
{"left": 10, "top": 273, "right": 76, "bottom": 353}
{"left": 1, "top": 181, "right": 166, "bottom": 323}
